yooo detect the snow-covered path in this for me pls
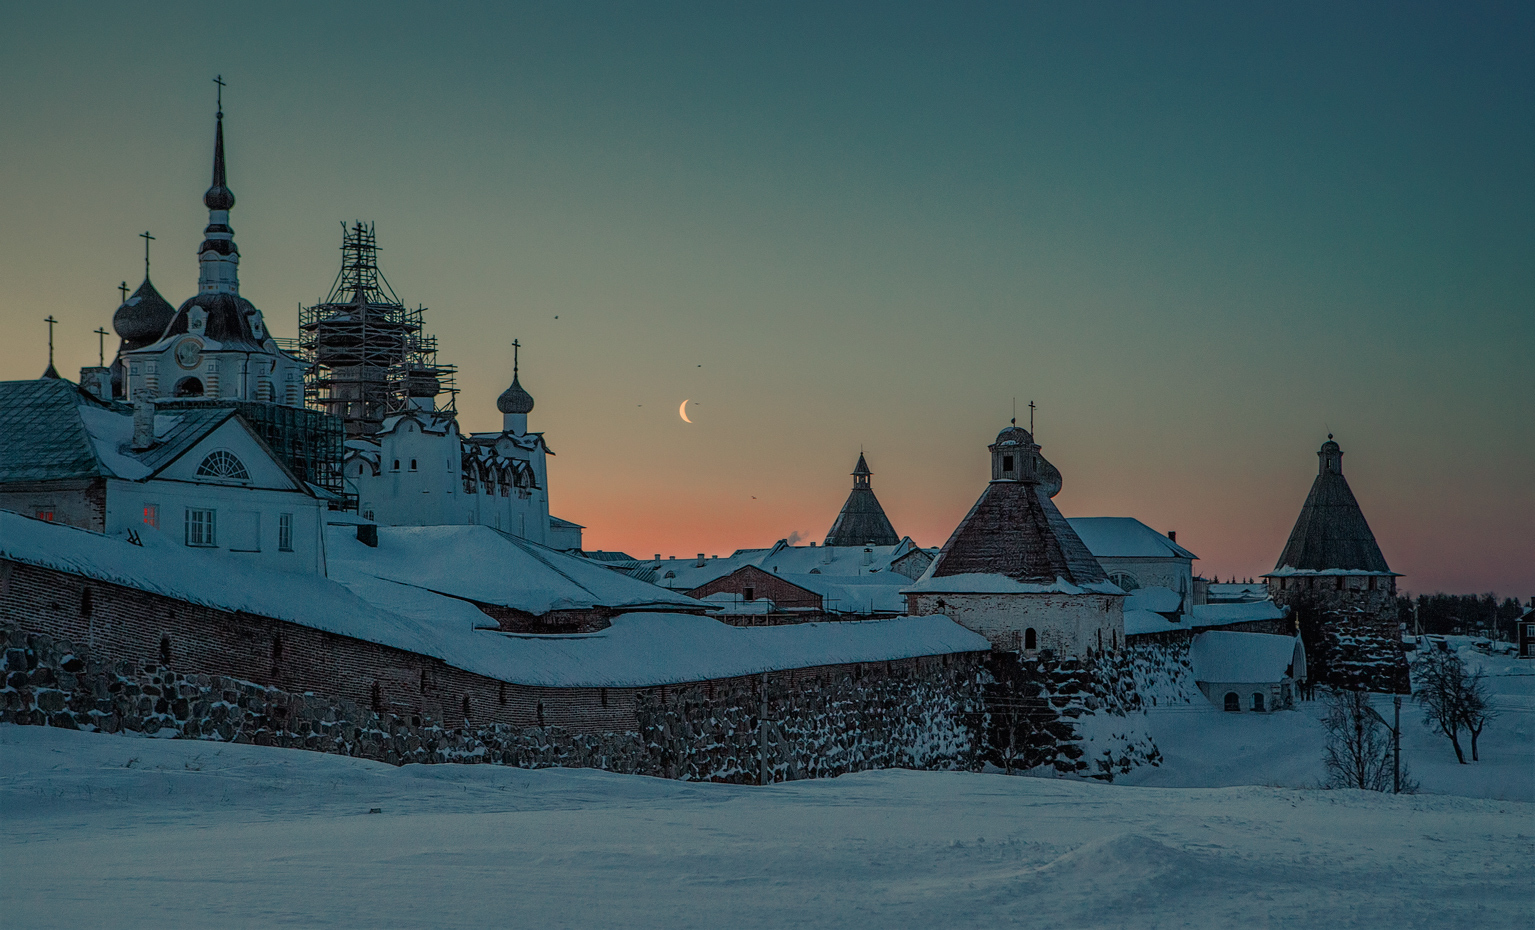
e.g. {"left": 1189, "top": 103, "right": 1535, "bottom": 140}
{"left": 2, "top": 725, "right": 1528, "bottom": 929}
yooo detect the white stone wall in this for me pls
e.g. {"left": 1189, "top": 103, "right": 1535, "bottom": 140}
{"left": 104, "top": 478, "right": 325, "bottom": 575}
{"left": 906, "top": 591, "right": 1124, "bottom": 658}
{"left": 1096, "top": 555, "right": 1192, "bottom": 607}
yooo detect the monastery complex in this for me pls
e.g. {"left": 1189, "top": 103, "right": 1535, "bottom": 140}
{"left": 0, "top": 93, "right": 1412, "bottom": 780}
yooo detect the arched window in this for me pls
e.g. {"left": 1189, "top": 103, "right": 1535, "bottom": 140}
{"left": 1024, "top": 627, "right": 1037, "bottom": 650}
{"left": 1224, "top": 692, "right": 1240, "bottom": 712}
{"left": 196, "top": 450, "right": 250, "bottom": 480}
{"left": 1110, "top": 572, "right": 1140, "bottom": 592}
{"left": 173, "top": 376, "right": 204, "bottom": 397}
{"left": 1252, "top": 692, "right": 1265, "bottom": 712}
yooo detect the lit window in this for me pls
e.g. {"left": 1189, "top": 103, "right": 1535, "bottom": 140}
{"left": 142, "top": 504, "right": 159, "bottom": 528}
{"left": 196, "top": 450, "right": 250, "bottom": 480}
{"left": 35, "top": 510, "right": 54, "bottom": 522}
{"left": 278, "top": 513, "right": 293, "bottom": 552}
{"left": 185, "top": 508, "right": 217, "bottom": 547}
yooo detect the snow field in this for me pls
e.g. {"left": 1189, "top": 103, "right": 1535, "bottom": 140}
{"left": 2, "top": 724, "right": 1529, "bottom": 930}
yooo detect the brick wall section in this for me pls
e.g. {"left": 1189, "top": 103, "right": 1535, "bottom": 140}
{"left": 686, "top": 565, "right": 824, "bottom": 612}
{"left": 0, "top": 479, "right": 107, "bottom": 532}
{"left": 0, "top": 557, "right": 983, "bottom": 737}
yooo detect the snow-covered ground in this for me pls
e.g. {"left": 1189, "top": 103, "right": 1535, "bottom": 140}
{"left": 1124, "top": 639, "right": 1534, "bottom": 801}
{"left": 3, "top": 723, "right": 1530, "bottom": 929}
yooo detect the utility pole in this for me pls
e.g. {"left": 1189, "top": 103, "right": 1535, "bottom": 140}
{"left": 1393, "top": 695, "right": 1402, "bottom": 794}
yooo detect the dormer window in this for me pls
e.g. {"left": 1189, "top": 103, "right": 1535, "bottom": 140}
{"left": 196, "top": 450, "right": 249, "bottom": 480}
{"left": 1002, "top": 455, "right": 1014, "bottom": 472}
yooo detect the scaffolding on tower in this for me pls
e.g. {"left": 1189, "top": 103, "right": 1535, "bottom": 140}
{"left": 296, "top": 222, "right": 456, "bottom": 441}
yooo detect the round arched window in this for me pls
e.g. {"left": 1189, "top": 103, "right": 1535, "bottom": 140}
{"left": 1110, "top": 572, "right": 1140, "bottom": 592}
{"left": 196, "top": 450, "right": 250, "bottom": 480}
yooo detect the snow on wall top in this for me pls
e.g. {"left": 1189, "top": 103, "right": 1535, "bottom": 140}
{"left": 1067, "top": 517, "right": 1198, "bottom": 561}
{"left": 1189, "top": 631, "right": 1305, "bottom": 684}
{"left": 1189, "top": 601, "right": 1287, "bottom": 626}
{"left": 902, "top": 569, "right": 1123, "bottom": 596}
{"left": 2, "top": 511, "right": 988, "bottom": 688}
{"left": 327, "top": 524, "right": 703, "bottom": 615}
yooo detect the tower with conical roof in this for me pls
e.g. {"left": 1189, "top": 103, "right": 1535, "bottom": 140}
{"left": 903, "top": 425, "right": 1122, "bottom": 657}
{"left": 824, "top": 453, "right": 899, "bottom": 547}
{"left": 1265, "top": 437, "right": 1406, "bottom": 692}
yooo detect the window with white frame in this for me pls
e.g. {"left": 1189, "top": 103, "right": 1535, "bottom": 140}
{"left": 142, "top": 504, "right": 159, "bottom": 528}
{"left": 185, "top": 508, "right": 216, "bottom": 547}
{"left": 196, "top": 450, "right": 250, "bottom": 480}
{"left": 278, "top": 513, "right": 293, "bottom": 552}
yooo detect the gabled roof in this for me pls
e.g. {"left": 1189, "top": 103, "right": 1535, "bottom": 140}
{"left": 1271, "top": 439, "right": 1391, "bottom": 574}
{"left": 1190, "top": 632, "right": 1306, "bottom": 684}
{"left": 824, "top": 453, "right": 899, "bottom": 547}
{"left": 1068, "top": 517, "right": 1198, "bottom": 560}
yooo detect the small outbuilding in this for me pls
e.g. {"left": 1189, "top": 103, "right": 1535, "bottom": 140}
{"left": 1189, "top": 631, "right": 1307, "bottom": 712}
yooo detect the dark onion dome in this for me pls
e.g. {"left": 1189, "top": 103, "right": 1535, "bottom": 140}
{"left": 203, "top": 110, "right": 235, "bottom": 211}
{"left": 161, "top": 292, "right": 272, "bottom": 351}
{"left": 496, "top": 374, "right": 535, "bottom": 415}
{"left": 112, "top": 277, "right": 177, "bottom": 348}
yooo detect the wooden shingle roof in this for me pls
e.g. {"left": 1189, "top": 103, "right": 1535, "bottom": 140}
{"left": 1272, "top": 439, "right": 1391, "bottom": 574}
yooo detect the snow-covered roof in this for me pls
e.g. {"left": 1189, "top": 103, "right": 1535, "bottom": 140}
{"left": 1189, "top": 632, "right": 1306, "bottom": 684}
{"left": 327, "top": 524, "right": 701, "bottom": 615}
{"left": 1125, "top": 585, "right": 1183, "bottom": 613}
{"left": 1124, "top": 609, "right": 1185, "bottom": 636}
{"left": 1, "top": 511, "right": 990, "bottom": 688}
{"left": 1205, "top": 582, "right": 1269, "bottom": 603}
{"left": 1189, "top": 601, "right": 1287, "bottom": 627}
{"left": 628, "top": 538, "right": 932, "bottom": 591}
{"left": 902, "top": 570, "right": 1123, "bottom": 596}
{"left": 1067, "top": 517, "right": 1198, "bottom": 561}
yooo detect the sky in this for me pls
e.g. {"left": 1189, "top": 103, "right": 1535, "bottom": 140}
{"left": 1, "top": 2, "right": 1530, "bottom": 595}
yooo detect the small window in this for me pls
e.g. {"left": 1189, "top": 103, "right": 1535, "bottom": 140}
{"left": 1024, "top": 627, "right": 1037, "bottom": 650}
{"left": 409, "top": 459, "right": 418, "bottom": 472}
{"left": 1002, "top": 455, "right": 1014, "bottom": 472}
{"left": 1224, "top": 692, "right": 1240, "bottom": 712}
{"left": 744, "top": 586, "right": 755, "bottom": 602}
{"left": 196, "top": 450, "right": 250, "bottom": 480}
{"left": 1252, "top": 692, "right": 1265, "bottom": 712}
{"left": 278, "top": 513, "right": 293, "bottom": 552}
{"left": 185, "top": 508, "right": 216, "bottom": 547}
{"left": 393, "top": 460, "right": 401, "bottom": 472}
{"left": 34, "top": 510, "right": 54, "bottom": 522}
{"left": 142, "top": 504, "right": 159, "bottom": 528}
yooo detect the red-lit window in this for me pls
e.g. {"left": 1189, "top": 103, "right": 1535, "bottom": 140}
{"left": 34, "top": 511, "right": 54, "bottom": 522}
{"left": 143, "top": 504, "right": 159, "bottom": 528}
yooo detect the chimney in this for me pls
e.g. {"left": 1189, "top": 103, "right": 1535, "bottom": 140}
{"left": 696, "top": 553, "right": 706, "bottom": 567}
{"left": 132, "top": 401, "right": 156, "bottom": 450}
{"left": 862, "top": 546, "right": 874, "bottom": 566}
{"left": 1167, "top": 530, "right": 1177, "bottom": 543}
{"left": 356, "top": 524, "right": 379, "bottom": 547}
{"left": 79, "top": 367, "right": 111, "bottom": 400}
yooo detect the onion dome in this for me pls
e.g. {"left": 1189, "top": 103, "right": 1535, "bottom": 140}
{"left": 496, "top": 374, "right": 535, "bottom": 415}
{"left": 112, "top": 277, "right": 176, "bottom": 348}
{"left": 405, "top": 365, "right": 442, "bottom": 398}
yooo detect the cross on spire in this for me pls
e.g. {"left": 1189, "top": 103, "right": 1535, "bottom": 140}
{"left": 1029, "top": 400, "right": 1036, "bottom": 433}
{"left": 213, "top": 74, "right": 225, "bottom": 115}
{"left": 512, "top": 338, "right": 520, "bottom": 376}
{"left": 94, "top": 327, "right": 108, "bottom": 367}
{"left": 139, "top": 231, "right": 155, "bottom": 276}
{"left": 44, "top": 315, "right": 57, "bottom": 365}
{"left": 119, "top": 281, "right": 129, "bottom": 303}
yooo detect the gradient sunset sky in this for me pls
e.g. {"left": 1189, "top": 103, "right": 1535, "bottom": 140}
{"left": 1, "top": 3, "right": 1530, "bottom": 594}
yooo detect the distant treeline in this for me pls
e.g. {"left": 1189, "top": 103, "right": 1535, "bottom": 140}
{"left": 1397, "top": 593, "right": 1532, "bottom": 639}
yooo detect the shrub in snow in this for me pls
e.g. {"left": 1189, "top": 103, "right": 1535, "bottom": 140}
{"left": 1320, "top": 689, "right": 1414, "bottom": 793}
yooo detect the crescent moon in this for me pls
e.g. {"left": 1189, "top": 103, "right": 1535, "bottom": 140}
{"left": 679, "top": 399, "right": 693, "bottom": 424}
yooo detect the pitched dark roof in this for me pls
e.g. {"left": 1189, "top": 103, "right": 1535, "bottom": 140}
{"left": 928, "top": 427, "right": 1107, "bottom": 585}
{"left": 824, "top": 453, "right": 899, "bottom": 547}
{"left": 0, "top": 379, "right": 105, "bottom": 481}
{"left": 1272, "top": 439, "right": 1391, "bottom": 573}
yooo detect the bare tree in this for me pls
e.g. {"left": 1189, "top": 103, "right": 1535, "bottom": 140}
{"left": 1412, "top": 646, "right": 1467, "bottom": 764}
{"left": 1460, "top": 666, "right": 1498, "bottom": 762}
{"left": 1321, "top": 690, "right": 1396, "bottom": 791}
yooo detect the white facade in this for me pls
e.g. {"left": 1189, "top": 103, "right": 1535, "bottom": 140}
{"left": 905, "top": 590, "right": 1124, "bottom": 657}
{"left": 344, "top": 407, "right": 570, "bottom": 547}
{"left": 123, "top": 337, "right": 305, "bottom": 407}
